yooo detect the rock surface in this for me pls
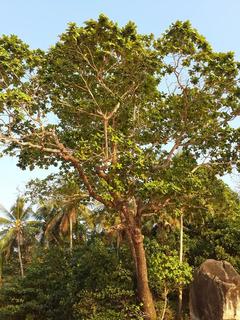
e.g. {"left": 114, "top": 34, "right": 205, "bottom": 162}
{"left": 190, "top": 259, "right": 240, "bottom": 320}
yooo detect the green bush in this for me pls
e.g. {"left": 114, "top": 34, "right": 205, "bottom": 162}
{"left": 0, "top": 240, "right": 143, "bottom": 320}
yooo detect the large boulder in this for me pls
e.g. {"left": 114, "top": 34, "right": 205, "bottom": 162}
{"left": 190, "top": 259, "right": 240, "bottom": 320}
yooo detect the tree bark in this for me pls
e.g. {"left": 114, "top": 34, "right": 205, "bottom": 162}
{"left": 125, "top": 228, "right": 138, "bottom": 277}
{"left": 121, "top": 202, "right": 156, "bottom": 320}
{"left": 103, "top": 118, "right": 109, "bottom": 159}
{"left": 69, "top": 214, "right": 73, "bottom": 252}
{"left": 178, "top": 214, "right": 184, "bottom": 320}
{"left": 160, "top": 285, "right": 168, "bottom": 320}
{"left": 0, "top": 254, "right": 3, "bottom": 287}
{"left": 17, "top": 232, "right": 24, "bottom": 278}
{"left": 131, "top": 227, "right": 157, "bottom": 320}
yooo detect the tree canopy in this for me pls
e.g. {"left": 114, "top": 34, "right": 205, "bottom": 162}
{"left": 0, "top": 15, "right": 240, "bottom": 319}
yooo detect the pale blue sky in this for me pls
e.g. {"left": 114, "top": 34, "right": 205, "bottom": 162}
{"left": 0, "top": 0, "right": 240, "bottom": 209}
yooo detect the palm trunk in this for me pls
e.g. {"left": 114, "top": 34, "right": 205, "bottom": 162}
{"left": 178, "top": 214, "right": 184, "bottom": 320}
{"left": 69, "top": 214, "right": 73, "bottom": 252}
{"left": 0, "top": 254, "right": 3, "bottom": 287}
{"left": 17, "top": 232, "right": 24, "bottom": 278}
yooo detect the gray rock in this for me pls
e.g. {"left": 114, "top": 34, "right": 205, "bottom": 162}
{"left": 190, "top": 259, "right": 240, "bottom": 320}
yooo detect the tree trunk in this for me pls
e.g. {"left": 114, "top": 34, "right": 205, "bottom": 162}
{"left": 131, "top": 227, "right": 157, "bottom": 320}
{"left": 160, "top": 285, "right": 168, "bottom": 320}
{"left": 17, "top": 232, "right": 24, "bottom": 278}
{"left": 121, "top": 202, "right": 156, "bottom": 320}
{"left": 125, "top": 228, "right": 139, "bottom": 276}
{"left": 178, "top": 214, "right": 184, "bottom": 320}
{"left": 103, "top": 118, "right": 109, "bottom": 159}
{"left": 0, "top": 254, "right": 3, "bottom": 287}
{"left": 69, "top": 214, "right": 73, "bottom": 252}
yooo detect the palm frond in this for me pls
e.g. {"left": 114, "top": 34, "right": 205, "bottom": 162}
{"left": 45, "top": 211, "right": 63, "bottom": 235}
{"left": 0, "top": 228, "right": 16, "bottom": 252}
{"left": 0, "top": 204, "right": 9, "bottom": 215}
{"left": 0, "top": 229, "right": 9, "bottom": 238}
{"left": 35, "top": 204, "right": 54, "bottom": 220}
{"left": 10, "top": 197, "right": 25, "bottom": 220}
{"left": 26, "top": 220, "right": 43, "bottom": 227}
{"left": 0, "top": 204, "right": 15, "bottom": 221}
{"left": 0, "top": 217, "right": 12, "bottom": 226}
{"left": 21, "top": 206, "right": 33, "bottom": 221}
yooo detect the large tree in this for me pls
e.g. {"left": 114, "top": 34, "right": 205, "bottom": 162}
{"left": 0, "top": 16, "right": 240, "bottom": 319}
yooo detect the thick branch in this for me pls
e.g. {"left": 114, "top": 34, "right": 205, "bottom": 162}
{"left": 0, "top": 133, "right": 62, "bottom": 154}
{"left": 163, "top": 137, "right": 183, "bottom": 167}
{"left": 51, "top": 131, "right": 115, "bottom": 208}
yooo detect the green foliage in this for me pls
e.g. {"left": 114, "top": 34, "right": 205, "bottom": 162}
{"left": 0, "top": 247, "right": 72, "bottom": 320}
{"left": 187, "top": 214, "right": 240, "bottom": 270}
{"left": 1, "top": 16, "right": 239, "bottom": 198}
{"left": 146, "top": 240, "right": 192, "bottom": 296}
{"left": 71, "top": 240, "right": 142, "bottom": 319}
{"left": 0, "top": 240, "right": 143, "bottom": 320}
{"left": 0, "top": 197, "right": 40, "bottom": 278}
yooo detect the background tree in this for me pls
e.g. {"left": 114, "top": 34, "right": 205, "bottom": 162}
{"left": 28, "top": 174, "right": 99, "bottom": 250}
{"left": 0, "top": 240, "right": 143, "bottom": 320}
{"left": 0, "top": 197, "right": 39, "bottom": 278}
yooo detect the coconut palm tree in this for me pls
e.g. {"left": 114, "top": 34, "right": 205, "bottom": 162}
{"left": 29, "top": 174, "right": 111, "bottom": 250}
{"left": 37, "top": 199, "right": 92, "bottom": 251}
{"left": 34, "top": 202, "right": 62, "bottom": 246}
{"left": 0, "top": 197, "right": 39, "bottom": 278}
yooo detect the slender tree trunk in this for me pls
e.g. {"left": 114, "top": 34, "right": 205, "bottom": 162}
{"left": 131, "top": 227, "right": 157, "bottom": 320}
{"left": 112, "top": 117, "right": 117, "bottom": 164}
{"left": 179, "top": 214, "right": 183, "bottom": 263}
{"left": 0, "top": 254, "right": 3, "bottom": 287}
{"left": 69, "top": 214, "right": 73, "bottom": 252}
{"left": 178, "top": 214, "right": 184, "bottom": 320}
{"left": 103, "top": 118, "right": 109, "bottom": 159}
{"left": 160, "top": 285, "right": 168, "bottom": 320}
{"left": 17, "top": 232, "right": 24, "bottom": 278}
